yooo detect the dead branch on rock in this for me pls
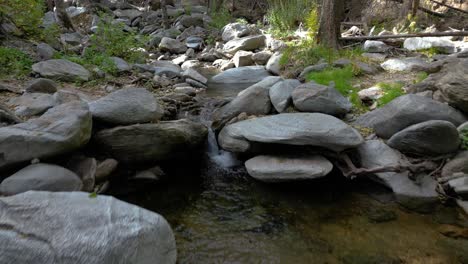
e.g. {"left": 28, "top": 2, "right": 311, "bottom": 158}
{"left": 340, "top": 31, "right": 468, "bottom": 41}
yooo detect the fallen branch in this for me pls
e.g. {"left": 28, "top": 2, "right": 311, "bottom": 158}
{"left": 427, "top": 0, "right": 468, "bottom": 14}
{"left": 340, "top": 31, "right": 468, "bottom": 40}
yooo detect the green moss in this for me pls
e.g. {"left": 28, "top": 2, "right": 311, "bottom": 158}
{"left": 375, "top": 82, "right": 405, "bottom": 107}
{"left": 0, "top": 46, "right": 33, "bottom": 77}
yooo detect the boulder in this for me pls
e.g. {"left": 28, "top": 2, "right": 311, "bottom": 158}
{"left": 95, "top": 119, "right": 207, "bottom": 163}
{"left": 358, "top": 86, "right": 383, "bottom": 101}
{"left": 182, "top": 68, "right": 207, "bottom": 84}
{"left": 354, "top": 94, "right": 466, "bottom": 138}
{"left": 457, "top": 200, "right": 468, "bottom": 215}
{"left": 265, "top": 52, "right": 282, "bottom": 75}
{"left": 159, "top": 37, "right": 187, "bottom": 54}
{"left": 404, "top": 37, "right": 456, "bottom": 54}
{"left": 110, "top": 57, "right": 131, "bottom": 72}
{"left": 436, "top": 59, "right": 468, "bottom": 113}
{"left": 209, "top": 66, "right": 272, "bottom": 89}
{"left": 153, "top": 60, "right": 182, "bottom": 78}
{"left": 25, "top": 78, "right": 58, "bottom": 94}
{"left": 356, "top": 140, "right": 439, "bottom": 213}
{"left": 0, "top": 164, "right": 82, "bottom": 195}
{"left": 0, "top": 103, "right": 21, "bottom": 125}
{"left": 32, "top": 59, "right": 90, "bottom": 82}
{"left": 89, "top": 88, "right": 164, "bottom": 125}
{"left": 233, "top": 50, "right": 254, "bottom": 67}
{"left": 387, "top": 120, "right": 460, "bottom": 156}
{"left": 381, "top": 57, "right": 431, "bottom": 72}
{"left": 245, "top": 155, "right": 333, "bottom": 182}
{"left": 447, "top": 176, "right": 468, "bottom": 199}
{"left": 363, "top": 40, "right": 390, "bottom": 53}
{"left": 224, "top": 35, "right": 266, "bottom": 54}
{"left": 269, "top": 79, "right": 301, "bottom": 113}
{"left": 178, "top": 15, "right": 204, "bottom": 28}
{"left": 298, "top": 63, "right": 329, "bottom": 79}
{"left": 185, "top": 36, "right": 204, "bottom": 50}
{"left": 0, "top": 191, "right": 177, "bottom": 264}
{"left": 36, "top": 43, "right": 56, "bottom": 61}
{"left": 218, "top": 113, "right": 364, "bottom": 153}
{"left": 459, "top": 121, "right": 468, "bottom": 132}
{"left": 8, "top": 93, "right": 56, "bottom": 117}
{"left": 0, "top": 102, "right": 92, "bottom": 170}
{"left": 442, "top": 151, "right": 468, "bottom": 178}
{"left": 292, "top": 82, "right": 352, "bottom": 116}
{"left": 222, "top": 22, "right": 251, "bottom": 42}
{"left": 251, "top": 51, "right": 272, "bottom": 65}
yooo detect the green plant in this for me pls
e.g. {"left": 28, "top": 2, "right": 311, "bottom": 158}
{"left": 460, "top": 129, "right": 468, "bottom": 150}
{"left": 236, "top": 18, "right": 249, "bottom": 25}
{"left": 376, "top": 82, "right": 405, "bottom": 107}
{"left": 413, "top": 72, "right": 428, "bottom": 84}
{"left": 209, "top": 7, "right": 232, "bottom": 29}
{"left": 266, "top": 0, "right": 317, "bottom": 36}
{"left": 305, "top": 6, "right": 319, "bottom": 39}
{"left": 0, "top": 0, "right": 45, "bottom": 35}
{"left": 0, "top": 46, "right": 33, "bottom": 77}
{"left": 40, "top": 24, "right": 62, "bottom": 46}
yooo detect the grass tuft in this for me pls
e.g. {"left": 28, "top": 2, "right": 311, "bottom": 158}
{"left": 375, "top": 82, "right": 405, "bottom": 107}
{"left": 0, "top": 47, "right": 33, "bottom": 77}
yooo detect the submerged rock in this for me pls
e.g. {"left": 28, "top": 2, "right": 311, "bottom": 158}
{"left": 245, "top": 155, "right": 333, "bottom": 182}
{"left": 218, "top": 113, "right": 364, "bottom": 153}
{"left": 0, "top": 191, "right": 177, "bottom": 264}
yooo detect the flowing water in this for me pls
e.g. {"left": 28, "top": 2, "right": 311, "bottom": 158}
{"left": 119, "top": 83, "right": 468, "bottom": 264}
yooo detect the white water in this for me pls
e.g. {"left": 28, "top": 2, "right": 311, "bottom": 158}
{"left": 206, "top": 126, "right": 241, "bottom": 169}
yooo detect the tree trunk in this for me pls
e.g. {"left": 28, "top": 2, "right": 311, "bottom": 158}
{"left": 160, "top": 0, "right": 169, "bottom": 29}
{"left": 411, "top": 0, "right": 420, "bottom": 17}
{"left": 400, "top": 0, "right": 419, "bottom": 18}
{"left": 317, "top": 0, "right": 345, "bottom": 50}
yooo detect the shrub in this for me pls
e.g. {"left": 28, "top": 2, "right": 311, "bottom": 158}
{"left": 0, "top": 0, "right": 45, "bottom": 36}
{"left": 0, "top": 46, "right": 33, "bottom": 77}
{"left": 376, "top": 82, "right": 405, "bottom": 107}
{"left": 209, "top": 7, "right": 232, "bottom": 30}
{"left": 266, "top": 0, "right": 317, "bottom": 36}
{"left": 305, "top": 6, "right": 319, "bottom": 38}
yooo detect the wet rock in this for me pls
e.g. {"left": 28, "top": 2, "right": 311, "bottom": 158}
{"left": 224, "top": 35, "right": 266, "bottom": 54}
{"left": 186, "top": 78, "right": 207, "bottom": 89}
{"left": 245, "top": 155, "right": 333, "bottom": 182}
{"left": 159, "top": 37, "right": 187, "bottom": 54}
{"left": 89, "top": 88, "right": 164, "bottom": 125}
{"left": 0, "top": 102, "right": 92, "bottom": 170}
{"left": 95, "top": 119, "right": 207, "bottom": 164}
{"left": 269, "top": 79, "right": 301, "bottom": 113}
{"left": 210, "top": 66, "right": 272, "bottom": 88}
{"left": 0, "top": 191, "right": 177, "bottom": 264}
{"left": 354, "top": 94, "right": 466, "bottom": 139}
{"left": 32, "top": 59, "right": 91, "bottom": 82}
{"left": 8, "top": 93, "right": 56, "bottom": 117}
{"left": 110, "top": 57, "right": 131, "bottom": 72}
{"left": 442, "top": 151, "right": 468, "bottom": 178}
{"left": 404, "top": 37, "right": 455, "bottom": 54}
{"left": 387, "top": 120, "right": 460, "bottom": 156}
{"left": 25, "top": 78, "right": 58, "bottom": 94}
{"left": 0, "top": 164, "right": 82, "bottom": 195}
{"left": 266, "top": 52, "right": 282, "bottom": 75}
{"left": 252, "top": 51, "right": 272, "bottom": 65}
{"left": 95, "top": 158, "right": 118, "bottom": 183}
{"left": 363, "top": 40, "right": 390, "bottom": 53}
{"left": 219, "top": 113, "right": 364, "bottom": 153}
{"left": 292, "top": 82, "right": 352, "bottom": 116}
{"left": 222, "top": 22, "right": 251, "bottom": 42}
{"left": 233, "top": 50, "right": 254, "bottom": 67}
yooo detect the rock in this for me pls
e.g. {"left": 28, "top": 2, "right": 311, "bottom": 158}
{"left": 186, "top": 78, "right": 207, "bottom": 89}
{"left": 0, "top": 102, "right": 92, "bottom": 170}
{"left": 381, "top": 57, "right": 431, "bottom": 72}
{"left": 174, "top": 86, "right": 197, "bottom": 96}
{"left": 457, "top": 200, "right": 468, "bottom": 215}
{"left": 89, "top": 88, "right": 164, "bottom": 125}
{"left": 298, "top": 63, "right": 329, "bottom": 79}
{"left": 358, "top": 86, "right": 383, "bottom": 101}
{"left": 387, "top": 120, "right": 460, "bottom": 156}
{"left": 245, "top": 155, "right": 333, "bottom": 182}
{"left": 95, "top": 119, "right": 207, "bottom": 163}
{"left": 268, "top": 38, "right": 286, "bottom": 52}
{"left": 222, "top": 22, "right": 251, "bottom": 42}
{"left": 458, "top": 122, "right": 468, "bottom": 132}
{"left": 153, "top": 60, "right": 182, "bottom": 78}
{"left": 149, "top": 28, "right": 182, "bottom": 46}
{"left": 356, "top": 62, "right": 380, "bottom": 75}
{"left": 266, "top": 52, "right": 282, "bottom": 75}
{"left": 447, "top": 176, "right": 468, "bottom": 199}
{"left": 251, "top": 51, "right": 272, "bottom": 65}
{"left": 292, "top": 82, "right": 352, "bottom": 116}
{"left": 178, "top": 15, "right": 204, "bottom": 28}
{"left": 32, "top": 59, "right": 91, "bottom": 82}
{"left": 442, "top": 151, "right": 468, "bottom": 178}
{"left": 110, "top": 57, "right": 131, "bottom": 72}
{"left": 8, "top": 93, "right": 56, "bottom": 118}
{"left": 363, "top": 40, "right": 390, "bottom": 53}
{"left": 233, "top": 50, "right": 254, "bottom": 67}
{"left": 25, "top": 78, "right": 58, "bottom": 94}
{"left": 185, "top": 36, "right": 204, "bottom": 50}
{"left": 356, "top": 140, "right": 439, "bottom": 213}
{"left": 436, "top": 59, "right": 468, "bottom": 113}
{"left": 438, "top": 224, "right": 468, "bottom": 239}
{"left": 362, "top": 52, "right": 387, "bottom": 62}
{"left": 0, "top": 164, "right": 82, "bottom": 195}
{"left": 0, "top": 191, "right": 177, "bottom": 264}
{"left": 95, "top": 158, "right": 118, "bottom": 183}
{"left": 404, "top": 37, "right": 456, "bottom": 54}
{"left": 182, "top": 68, "right": 207, "bottom": 84}
{"left": 269, "top": 79, "right": 301, "bottom": 113}
{"left": 0, "top": 103, "right": 21, "bottom": 125}
{"left": 224, "top": 35, "right": 266, "bottom": 54}
{"left": 36, "top": 43, "right": 56, "bottom": 61}
{"left": 332, "top": 58, "right": 352, "bottom": 68}
{"left": 210, "top": 66, "right": 272, "bottom": 89}
{"left": 133, "top": 166, "right": 166, "bottom": 182}
{"left": 159, "top": 37, "right": 187, "bottom": 54}
{"left": 218, "top": 113, "right": 364, "bottom": 153}
{"left": 67, "top": 156, "right": 97, "bottom": 192}
{"left": 60, "top": 32, "right": 83, "bottom": 46}
{"left": 354, "top": 94, "right": 466, "bottom": 139}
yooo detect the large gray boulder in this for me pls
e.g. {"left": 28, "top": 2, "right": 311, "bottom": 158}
{"left": 436, "top": 59, "right": 468, "bottom": 113}
{"left": 209, "top": 66, "right": 272, "bottom": 89}
{"left": 363, "top": 40, "right": 390, "bottom": 53}
{"left": 223, "top": 35, "right": 266, "bottom": 54}
{"left": 269, "top": 79, "right": 301, "bottom": 113}
{"left": 95, "top": 119, "right": 207, "bottom": 163}
{"left": 25, "top": 78, "right": 58, "bottom": 94}
{"left": 8, "top": 93, "right": 56, "bottom": 118}
{"left": 292, "top": 82, "right": 352, "bottom": 116}
{"left": 89, "top": 88, "right": 164, "bottom": 125}
{"left": 404, "top": 37, "right": 455, "bottom": 54}
{"left": 381, "top": 57, "right": 431, "bottom": 72}
{"left": 32, "top": 59, "right": 90, "bottom": 82}
{"left": 159, "top": 37, "right": 187, "bottom": 54}
{"left": 245, "top": 155, "right": 333, "bottom": 182}
{"left": 265, "top": 52, "right": 282, "bottom": 75}
{"left": 442, "top": 151, "right": 468, "bottom": 178}
{"left": 354, "top": 94, "right": 466, "bottom": 138}
{"left": 0, "top": 102, "right": 92, "bottom": 170}
{"left": 221, "top": 22, "right": 251, "bottom": 42}
{"left": 0, "top": 164, "right": 82, "bottom": 195}
{"left": 218, "top": 113, "right": 364, "bottom": 153}
{"left": 356, "top": 140, "right": 439, "bottom": 212}
{"left": 0, "top": 191, "right": 177, "bottom": 264}
{"left": 153, "top": 60, "right": 182, "bottom": 78}
{"left": 387, "top": 120, "right": 460, "bottom": 156}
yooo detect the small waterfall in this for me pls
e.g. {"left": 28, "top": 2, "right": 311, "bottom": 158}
{"left": 206, "top": 126, "right": 241, "bottom": 168}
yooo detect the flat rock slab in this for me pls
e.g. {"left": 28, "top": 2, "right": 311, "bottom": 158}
{"left": 210, "top": 66, "right": 272, "bottom": 87}
{"left": 218, "top": 113, "right": 364, "bottom": 153}
{"left": 0, "top": 191, "right": 176, "bottom": 264}
{"left": 245, "top": 155, "right": 333, "bottom": 182}
{"left": 223, "top": 35, "right": 266, "bottom": 54}
{"left": 32, "top": 59, "right": 90, "bottom": 82}
{"left": 269, "top": 79, "right": 301, "bottom": 113}
{"left": 354, "top": 94, "right": 466, "bottom": 139}
{"left": 381, "top": 57, "right": 431, "bottom": 72}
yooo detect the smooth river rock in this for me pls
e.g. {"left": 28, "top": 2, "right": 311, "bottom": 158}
{"left": 32, "top": 59, "right": 90, "bottom": 82}
{"left": 209, "top": 66, "right": 272, "bottom": 88}
{"left": 442, "top": 151, "right": 468, "bottom": 178}
{"left": 0, "top": 102, "right": 92, "bottom": 170}
{"left": 95, "top": 119, "right": 207, "bottom": 163}
{"left": 0, "top": 191, "right": 177, "bottom": 264}
{"left": 354, "top": 94, "right": 466, "bottom": 139}
{"left": 223, "top": 35, "right": 266, "bottom": 54}
{"left": 89, "top": 88, "right": 164, "bottom": 125}
{"left": 218, "top": 113, "right": 364, "bottom": 153}
{"left": 269, "top": 79, "right": 301, "bottom": 113}
{"left": 245, "top": 155, "right": 333, "bottom": 182}
{"left": 0, "top": 163, "right": 82, "bottom": 195}
{"left": 387, "top": 120, "right": 460, "bottom": 156}
{"left": 436, "top": 59, "right": 468, "bottom": 114}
